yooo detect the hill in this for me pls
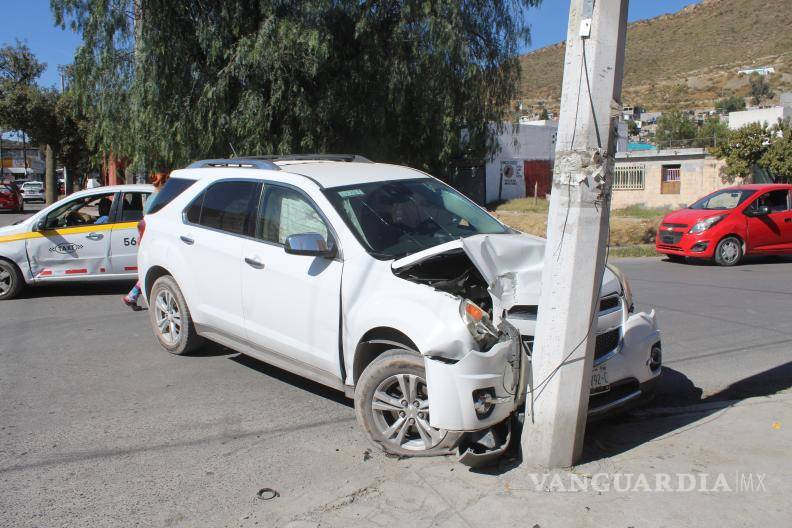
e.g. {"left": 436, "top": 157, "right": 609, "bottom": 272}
{"left": 518, "top": 0, "right": 792, "bottom": 113}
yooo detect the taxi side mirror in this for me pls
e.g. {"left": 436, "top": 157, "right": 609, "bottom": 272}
{"left": 34, "top": 219, "right": 47, "bottom": 231}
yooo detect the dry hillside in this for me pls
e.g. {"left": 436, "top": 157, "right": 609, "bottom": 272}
{"left": 518, "top": 0, "right": 792, "bottom": 113}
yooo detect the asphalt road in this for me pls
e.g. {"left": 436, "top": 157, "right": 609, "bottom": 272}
{"left": 2, "top": 205, "right": 791, "bottom": 526}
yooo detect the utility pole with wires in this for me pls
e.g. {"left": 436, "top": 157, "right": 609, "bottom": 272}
{"left": 521, "top": 0, "right": 628, "bottom": 468}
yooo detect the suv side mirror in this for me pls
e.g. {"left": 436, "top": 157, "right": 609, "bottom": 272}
{"left": 747, "top": 205, "right": 771, "bottom": 217}
{"left": 284, "top": 233, "right": 337, "bottom": 259}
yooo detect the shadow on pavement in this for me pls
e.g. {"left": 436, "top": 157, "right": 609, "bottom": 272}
{"left": 579, "top": 361, "right": 792, "bottom": 463}
{"left": 18, "top": 280, "right": 136, "bottom": 299}
{"left": 229, "top": 353, "right": 353, "bottom": 408}
{"left": 669, "top": 254, "right": 792, "bottom": 267}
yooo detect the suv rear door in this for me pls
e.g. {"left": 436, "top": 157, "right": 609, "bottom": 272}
{"left": 180, "top": 179, "right": 261, "bottom": 337}
{"left": 241, "top": 183, "right": 343, "bottom": 376}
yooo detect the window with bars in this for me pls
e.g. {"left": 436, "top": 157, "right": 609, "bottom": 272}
{"left": 613, "top": 164, "right": 645, "bottom": 190}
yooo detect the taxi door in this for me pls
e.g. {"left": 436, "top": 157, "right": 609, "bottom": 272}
{"left": 109, "top": 191, "right": 151, "bottom": 275}
{"left": 26, "top": 192, "right": 117, "bottom": 280}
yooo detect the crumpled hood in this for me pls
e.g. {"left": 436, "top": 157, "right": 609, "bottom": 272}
{"left": 393, "top": 233, "right": 620, "bottom": 313}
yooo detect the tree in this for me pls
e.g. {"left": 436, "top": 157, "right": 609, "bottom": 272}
{"left": 655, "top": 109, "right": 696, "bottom": 148}
{"left": 715, "top": 94, "right": 745, "bottom": 113}
{"left": 761, "top": 119, "right": 792, "bottom": 182}
{"left": 53, "top": 0, "right": 542, "bottom": 175}
{"left": 696, "top": 116, "right": 729, "bottom": 149}
{"left": 0, "top": 41, "right": 59, "bottom": 201}
{"left": 748, "top": 73, "right": 774, "bottom": 106}
{"left": 626, "top": 119, "right": 639, "bottom": 137}
{"left": 715, "top": 119, "right": 792, "bottom": 183}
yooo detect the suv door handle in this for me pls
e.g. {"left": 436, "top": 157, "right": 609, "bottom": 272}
{"left": 180, "top": 235, "right": 194, "bottom": 245}
{"left": 86, "top": 232, "right": 104, "bottom": 241}
{"left": 244, "top": 257, "right": 265, "bottom": 269}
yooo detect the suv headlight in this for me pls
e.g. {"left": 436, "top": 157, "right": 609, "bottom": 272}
{"left": 606, "top": 264, "right": 633, "bottom": 313}
{"left": 689, "top": 215, "right": 725, "bottom": 234}
{"left": 459, "top": 299, "right": 498, "bottom": 346}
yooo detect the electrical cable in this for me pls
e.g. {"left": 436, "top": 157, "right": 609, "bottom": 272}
{"left": 527, "top": 30, "right": 616, "bottom": 406}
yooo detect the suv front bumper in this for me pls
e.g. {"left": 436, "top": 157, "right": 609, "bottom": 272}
{"left": 424, "top": 310, "right": 661, "bottom": 433}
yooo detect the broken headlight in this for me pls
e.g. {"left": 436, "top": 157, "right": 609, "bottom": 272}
{"left": 459, "top": 299, "right": 498, "bottom": 347}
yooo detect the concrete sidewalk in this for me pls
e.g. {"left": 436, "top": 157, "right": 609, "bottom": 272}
{"left": 244, "top": 390, "right": 792, "bottom": 527}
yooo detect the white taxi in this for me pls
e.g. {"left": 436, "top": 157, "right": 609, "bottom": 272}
{"left": 0, "top": 184, "right": 154, "bottom": 300}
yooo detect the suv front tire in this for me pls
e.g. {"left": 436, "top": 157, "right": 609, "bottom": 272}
{"left": 354, "top": 350, "right": 461, "bottom": 457}
{"left": 149, "top": 275, "right": 204, "bottom": 355}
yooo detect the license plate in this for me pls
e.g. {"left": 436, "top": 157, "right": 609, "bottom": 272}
{"left": 590, "top": 365, "right": 609, "bottom": 394}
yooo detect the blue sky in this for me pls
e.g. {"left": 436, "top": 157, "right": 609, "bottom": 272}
{"left": 3, "top": 0, "right": 701, "bottom": 88}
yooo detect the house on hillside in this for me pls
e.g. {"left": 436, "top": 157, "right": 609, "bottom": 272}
{"left": 612, "top": 148, "right": 731, "bottom": 209}
{"left": 737, "top": 66, "right": 775, "bottom": 76}
{"left": 728, "top": 105, "right": 791, "bottom": 130}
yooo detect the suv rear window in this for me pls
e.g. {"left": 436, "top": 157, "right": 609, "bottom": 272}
{"left": 146, "top": 178, "right": 195, "bottom": 215}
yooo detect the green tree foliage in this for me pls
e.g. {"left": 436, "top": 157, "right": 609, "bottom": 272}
{"left": 626, "top": 119, "right": 639, "bottom": 137}
{"left": 52, "top": 0, "right": 541, "bottom": 173}
{"left": 748, "top": 73, "right": 774, "bottom": 106}
{"left": 715, "top": 94, "right": 745, "bottom": 113}
{"left": 0, "top": 42, "right": 94, "bottom": 197}
{"left": 760, "top": 119, "right": 792, "bottom": 182}
{"left": 655, "top": 109, "right": 696, "bottom": 148}
{"left": 696, "top": 116, "right": 729, "bottom": 149}
{"left": 713, "top": 120, "right": 792, "bottom": 183}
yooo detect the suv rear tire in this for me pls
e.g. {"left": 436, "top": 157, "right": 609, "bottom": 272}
{"left": 149, "top": 275, "right": 204, "bottom": 355}
{"left": 354, "top": 349, "right": 461, "bottom": 457}
{"left": 0, "top": 260, "right": 24, "bottom": 300}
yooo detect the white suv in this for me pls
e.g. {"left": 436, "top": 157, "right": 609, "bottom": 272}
{"left": 138, "top": 157, "right": 662, "bottom": 459}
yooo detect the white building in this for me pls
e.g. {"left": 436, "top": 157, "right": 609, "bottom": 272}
{"left": 727, "top": 106, "right": 791, "bottom": 130}
{"left": 483, "top": 121, "right": 558, "bottom": 203}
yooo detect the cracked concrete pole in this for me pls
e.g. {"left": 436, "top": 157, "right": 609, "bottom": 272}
{"left": 521, "top": 0, "right": 628, "bottom": 468}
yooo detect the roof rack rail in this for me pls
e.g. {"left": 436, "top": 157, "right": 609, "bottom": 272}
{"left": 241, "top": 154, "right": 372, "bottom": 163}
{"left": 186, "top": 158, "right": 281, "bottom": 171}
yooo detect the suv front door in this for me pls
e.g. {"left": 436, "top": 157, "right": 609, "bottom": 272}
{"left": 27, "top": 191, "right": 117, "bottom": 279}
{"left": 241, "top": 184, "right": 342, "bottom": 377}
{"left": 745, "top": 189, "right": 792, "bottom": 252}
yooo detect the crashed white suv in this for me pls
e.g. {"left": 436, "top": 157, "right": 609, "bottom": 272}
{"left": 138, "top": 156, "right": 662, "bottom": 459}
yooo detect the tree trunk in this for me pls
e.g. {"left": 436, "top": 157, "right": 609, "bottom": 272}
{"left": 45, "top": 144, "right": 57, "bottom": 204}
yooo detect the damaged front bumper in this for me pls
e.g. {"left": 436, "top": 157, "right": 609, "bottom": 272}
{"left": 424, "top": 309, "right": 661, "bottom": 433}
{"left": 424, "top": 321, "right": 521, "bottom": 432}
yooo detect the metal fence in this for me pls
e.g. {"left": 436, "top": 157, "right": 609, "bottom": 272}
{"left": 613, "top": 164, "right": 645, "bottom": 190}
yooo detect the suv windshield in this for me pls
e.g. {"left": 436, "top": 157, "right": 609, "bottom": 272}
{"left": 324, "top": 178, "right": 509, "bottom": 259}
{"left": 689, "top": 189, "right": 756, "bottom": 210}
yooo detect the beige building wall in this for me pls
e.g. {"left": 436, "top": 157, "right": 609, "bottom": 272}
{"left": 612, "top": 150, "right": 729, "bottom": 209}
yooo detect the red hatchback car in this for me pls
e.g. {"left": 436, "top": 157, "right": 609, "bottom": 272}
{"left": 656, "top": 184, "right": 792, "bottom": 266}
{"left": 0, "top": 182, "right": 24, "bottom": 213}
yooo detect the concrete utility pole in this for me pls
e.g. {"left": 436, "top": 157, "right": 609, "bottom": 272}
{"left": 521, "top": 0, "right": 628, "bottom": 468}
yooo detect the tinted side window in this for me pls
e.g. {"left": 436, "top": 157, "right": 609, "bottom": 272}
{"left": 754, "top": 190, "right": 790, "bottom": 213}
{"left": 258, "top": 186, "right": 331, "bottom": 246}
{"left": 185, "top": 191, "right": 204, "bottom": 224}
{"left": 146, "top": 178, "right": 195, "bottom": 215}
{"left": 196, "top": 180, "right": 261, "bottom": 236}
{"left": 119, "top": 192, "right": 152, "bottom": 222}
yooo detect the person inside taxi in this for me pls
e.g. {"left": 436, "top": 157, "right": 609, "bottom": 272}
{"left": 93, "top": 198, "right": 113, "bottom": 224}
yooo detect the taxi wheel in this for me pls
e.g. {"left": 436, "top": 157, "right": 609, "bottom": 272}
{"left": 149, "top": 275, "right": 204, "bottom": 355}
{"left": 354, "top": 350, "right": 461, "bottom": 457}
{"left": 714, "top": 236, "right": 743, "bottom": 266}
{"left": 0, "top": 260, "right": 24, "bottom": 300}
